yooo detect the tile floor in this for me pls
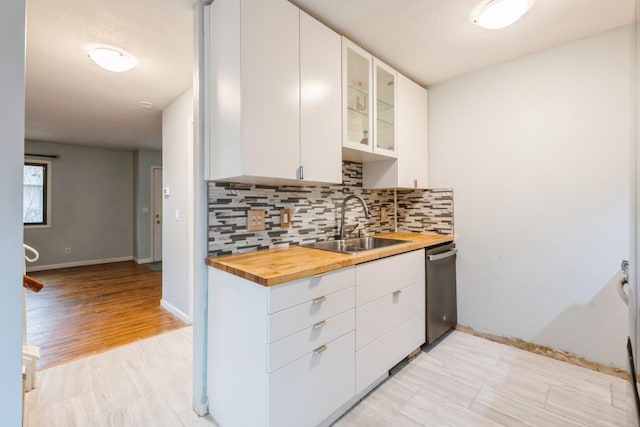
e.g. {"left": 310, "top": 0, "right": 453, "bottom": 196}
{"left": 25, "top": 328, "right": 636, "bottom": 426}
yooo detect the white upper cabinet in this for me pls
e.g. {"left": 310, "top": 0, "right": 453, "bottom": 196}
{"left": 208, "top": 0, "right": 342, "bottom": 185}
{"left": 342, "top": 40, "right": 373, "bottom": 154}
{"left": 209, "top": 0, "right": 299, "bottom": 183}
{"left": 397, "top": 75, "right": 428, "bottom": 189}
{"left": 363, "top": 74, "right": 429, "bottom": 189}
{"left": 342, "top": 38, "right": 398, "bottom": 161}
{"left": 300, "top": 11, "right": 342, "bottom": 184}
{"left": 373, "top": 59, "right": 397, "bottom": 158}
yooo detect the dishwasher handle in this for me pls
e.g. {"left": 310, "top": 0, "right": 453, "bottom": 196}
{"left": 427, "top": 248, "right": 458, "bottom": 262}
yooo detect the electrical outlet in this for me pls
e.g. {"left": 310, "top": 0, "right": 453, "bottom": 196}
{"left": 280, "top": 208, "right": 291, "bottom": 228}
{"left": 380, "top": 206, "right": 387, "bottom": 221}
{"left": 64, "top": 247, "right": 71, "bottom": 255}
{"left": 247, "top": 210, "right": 266, "bottom": 231}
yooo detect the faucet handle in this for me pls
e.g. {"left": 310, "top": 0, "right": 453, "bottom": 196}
{"left": 345, "top": 224, "right": 359, "bottom": 237}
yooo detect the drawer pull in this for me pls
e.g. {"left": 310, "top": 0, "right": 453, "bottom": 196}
{"left": 312, "top": 320, "right": 327, "bottom": 329}
{"left": 313, "top": 345, "right": 327, "bottom": 354}
{"left": 392, "top": 290, "right": 402, "bottom": 297}
{"left": 312, "top": 296, "right": 327, "bottom": 304}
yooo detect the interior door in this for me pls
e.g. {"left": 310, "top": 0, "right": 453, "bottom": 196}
{"left": 153, "top": 167, "right": 162, "bottom": 262}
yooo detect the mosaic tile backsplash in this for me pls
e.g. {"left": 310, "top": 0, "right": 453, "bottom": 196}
{"left": 207, "top": 162, "right": 453, "bottom": 257}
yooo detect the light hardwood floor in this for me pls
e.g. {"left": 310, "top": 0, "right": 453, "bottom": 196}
{"left": 25, "top": 329, "right": 636, "bottom": 426}
{"left": 27, "top": 261, "right": 187, "bottom": 369}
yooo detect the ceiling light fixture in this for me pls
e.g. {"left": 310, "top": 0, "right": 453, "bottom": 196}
{"left": 472, "top": 0, "right": 534, "bottom": 30}
{"left": 88, "top": 47, "right": 137, "bottom": 72}
{"left": 138, "top": 101, "right": 154, "bottom": 108}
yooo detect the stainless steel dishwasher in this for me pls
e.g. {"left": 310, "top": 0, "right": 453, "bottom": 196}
{"left": 426, "top": 242, "right": 457, "bottom": 344}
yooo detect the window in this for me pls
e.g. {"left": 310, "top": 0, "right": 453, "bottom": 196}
{"left": 23, "top": 161, "right": 51, "bottom": 227}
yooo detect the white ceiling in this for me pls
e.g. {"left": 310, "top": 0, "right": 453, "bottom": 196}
{"left": 292, "top": 0, "right": 636, "bottom": 86}
{"left": 25, "top": 0, "right": 636, "bottom": 151}
{"left": 25, "top": 0, "right": 195, "bottom": 151}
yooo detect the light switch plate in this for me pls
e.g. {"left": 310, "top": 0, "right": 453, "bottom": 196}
{"left": 380, "top": 206, "right": 387, "bottom": 221}
{"left": 280, "top": 209, "right": 291, "bottom": 228}
{"left": 247, "top": 210, "right": 266, "bottom": 231}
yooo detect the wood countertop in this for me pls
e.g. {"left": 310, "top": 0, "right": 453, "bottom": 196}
{"left": 205, "top": 232, "right": 453, "bottom": 286}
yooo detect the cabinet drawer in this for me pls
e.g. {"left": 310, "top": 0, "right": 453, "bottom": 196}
{"left": 356, "top": 249, "right": 424, "bottom": 306}
{"left": 356, "top": 281, "right": 424, "bottom": 350}
{"left": 268, "top": 266, "right": 355, "bottom": 314}
{"left": 268, "top": 309, "right": 354, "bottom": 373}
{"left": 269, "top": 286, "right": 354, "bottom": 343}
{"left": 356, "top": 312, "right": 425, "bottom": 394}
{"left": 269, "top": 331, "right": 355, "bottom": 427}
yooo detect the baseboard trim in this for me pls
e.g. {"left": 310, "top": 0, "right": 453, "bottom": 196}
{"left": 26, "top": 256, "right": 134, "bottom": 272}
{"left": 456, "top": 324, "right": 630, "bottom": 380}
{"left": 133, "top": 257, "right": 153, "bottom": 264}
{"left": 161, "top": 299, "right": 191, "bottom": 324}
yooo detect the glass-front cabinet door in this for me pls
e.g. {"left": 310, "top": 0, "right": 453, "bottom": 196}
{"left": 343, "top": 39, "right": 373, "bottom": 152}
{"left": 342, "top": 38, "right": 398, "bottom": 159}
{"left": 373, "top": 60, "right": 397, "bottom": 157}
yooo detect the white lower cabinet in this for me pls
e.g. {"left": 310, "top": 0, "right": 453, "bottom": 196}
{"left": 356, "top": 313, "right": 425, "bottom": 393}
{"left": 354, "top": 250, "right": 426, "bottom": 393}
{"left": 269, "top": 331, "right": 355, "bottom": 427}
{"left": 208, "top": 266, "right": 356, "bottom": 427}
{"left": 207, "top": 249, "right": 426, "bottom": 427}
{"left": 268, "top": 308, "right": 354, "bottom": 373}
{"left": 356, "top": 281, "right": 424, "bottom": 350}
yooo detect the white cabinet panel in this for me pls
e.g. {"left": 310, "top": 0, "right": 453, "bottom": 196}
{"left": 242, "top": 0, "right": 300, "bottom": 180}
{"left": 356, "top": 250, "right": 424, "bottom": 306}
{"left": 209, "top": 0, "right": 242, "bottom": 180}
{"left": 208, "top": 268, "right": 269, "bottom": 427}
{"left": 397, "top": 74, "right": 428, "bottom": 188}
{"left": 268, "top": 286, "right": 354, "bottom": 342}
{"left": 356, "top": 313, "right": 425, "bottom": 393}
{"left": 269, "top": 266, "right": 355, "bottom": 314}
{"left": 268, "top": 309, "right": 354, "bottom": 372}
{"left": 300, "top": 11, "right": 342, "bottom": 184}
{"left": 269, "top": 331, "right": 355, "bottom": 427}
{"left": 356, "top": 281, "right": 425, "bottom": 350}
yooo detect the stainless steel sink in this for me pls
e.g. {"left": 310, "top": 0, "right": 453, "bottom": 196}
{"left": 303, "top": 237, "right": 408, "bottom": 254}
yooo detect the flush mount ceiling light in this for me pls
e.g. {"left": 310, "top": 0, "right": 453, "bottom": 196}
{"left": 138, "top": 101, "right": 154, "bottom": 108}
{"left": 472, "top": 0, "right": 534, "bottom": 30}
{"left": 88, "top": 47, "right": 137, "bottom": 72}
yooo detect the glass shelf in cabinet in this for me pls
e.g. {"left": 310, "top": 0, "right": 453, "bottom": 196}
{"left": 347, "top": 106, "right": 370, "bottom": 117}
{"left": 348, "top": 84, "right": 369, "bottom": 97}
{"left": 376, "top": 98, "right": 394, "bottom": 112}
{"left": 376, "top": 118, "right": 394, "bottom": 129}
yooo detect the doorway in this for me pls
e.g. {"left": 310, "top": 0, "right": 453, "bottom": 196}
{"left": 151, "top": 166, "right": 163, "bottom": 263}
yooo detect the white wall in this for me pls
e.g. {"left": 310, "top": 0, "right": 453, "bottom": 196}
{"left": 162, "top": 89, "right": 194, "bottom": 322}
{"left": 429, "top": 26, "right": 632, "bottom": 368}
{"left": 133, "top": 148, "right": 162, "bottom": 262}
{"left": 0, "top": 0, "right": 25, "bottom": 424}
{"left": 24, "top": 140, "right": 134, "bottom": 270}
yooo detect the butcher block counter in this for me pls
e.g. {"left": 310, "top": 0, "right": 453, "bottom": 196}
{"left": 205, "top": 232, "right": 453, "bottom": 286}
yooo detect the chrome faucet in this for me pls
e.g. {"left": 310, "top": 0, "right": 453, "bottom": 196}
{"left": 339, "top": 195, "right": 371, "bottom": 240}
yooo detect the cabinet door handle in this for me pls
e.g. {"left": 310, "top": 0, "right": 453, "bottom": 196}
{"left": 313, "top": 345, "right": 327, "bottom": 354}
{"left": 414, "top": 178, "right": 418, "bottom": 188}
{"left": 312, "top": 296, "right": 327, "bottom": 304}
{"left": 313, "top": 320, "right": 327, "bottom": 329}
{"left": 393, "top": 290, "right": 402, "bottom": 297}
